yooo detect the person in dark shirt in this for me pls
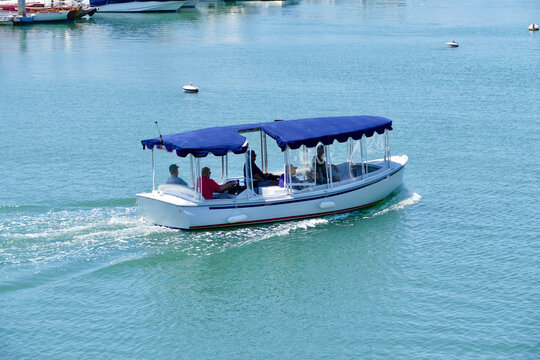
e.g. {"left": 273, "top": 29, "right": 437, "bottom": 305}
{"left": 312, "top": 145, "right": 340, "bottom": 184}
{"left": 244, "top": 150, "right": 278, "bottom": 188}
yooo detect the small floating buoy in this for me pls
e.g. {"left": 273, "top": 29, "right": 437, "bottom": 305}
{"left": 446, "top": 40, "right": 459, "bottom": 48}
{"left": 183, "top": 82, "right": 199, "bottom": 93}
{"left": 529, "top": 24, "right": 539, "bottom": 31}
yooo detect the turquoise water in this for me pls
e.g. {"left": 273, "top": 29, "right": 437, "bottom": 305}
{"left": 1, "top": 0, "right": 539, "bottom": 358}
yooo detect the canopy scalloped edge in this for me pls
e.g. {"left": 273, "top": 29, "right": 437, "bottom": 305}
{"left": 141, "top": 115, "right": 393, "bottom": 158}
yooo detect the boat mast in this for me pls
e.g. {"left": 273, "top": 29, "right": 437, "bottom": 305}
{"left": 18, "top": 0, "right": 26, "bottom": 17}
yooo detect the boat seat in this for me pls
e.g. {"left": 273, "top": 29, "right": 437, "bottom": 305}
{"left": 157, "top": 184, "right": 197, "bottom": 198}
{"left": 212, "top": 192, "right": 235, "bottom": 199}
{"left": 260, "top": 186, "right": 287, "bottom": 197}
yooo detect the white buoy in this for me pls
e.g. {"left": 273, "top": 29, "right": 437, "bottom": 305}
{"left": 529, "top": 24, "right": 539, "bottom": 31}
{"left": 446, "top": 40, "right": 459, "bottom": 48}
{"left": 182, "top": 82, "right": 199, "bottom": 93}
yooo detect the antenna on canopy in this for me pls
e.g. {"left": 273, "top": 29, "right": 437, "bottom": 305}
{"left": 154, "top": 121, "right": 163, "bottom": 144}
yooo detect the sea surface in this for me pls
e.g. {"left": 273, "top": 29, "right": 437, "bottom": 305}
{"left": 1, "top": 0, "right": 539, "bottom": 358}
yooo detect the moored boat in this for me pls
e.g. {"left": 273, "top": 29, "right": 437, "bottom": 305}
{"left": 0, "top": 13, "right": 15, "bottom": 23}
{"left": 0, "top": 2, "right": 97, "bottom": 22}
{"left": 137, "top": 115, "right": 408, "bottom": 230}
{"left": 182, "top": 83, "right": 199, "bottom": 93}
{"left": 86, "top": 0, "right": 185, "bottom": 12}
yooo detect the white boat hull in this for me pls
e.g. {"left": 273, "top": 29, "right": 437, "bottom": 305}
{"left": 95, "top": 1, "right": 185, "bottom": 12}
{"left": 181, "top": 0, "right": 198, "bottom": 7}
{"left": 137, "top": 155, "right": 408, "bottom": 230}
{"left": 31, "top": 10, "right": 70, "bottom": 21}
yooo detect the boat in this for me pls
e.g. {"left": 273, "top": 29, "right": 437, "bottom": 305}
{"left": 446, "top": 40, "right": 459, "bottom": 48}
{"left": 182, "top": 83, "right": 199, "bottom": 93}
{"left": 529, "top": 24, "right": 539, "bottom": 31}
{"left": 0, "top": 2, "right": 97, "bottom": 22}
{"left": 136, "top": 115, "right": 408, "bottom": 230}
{"left": 85, "top": 0, "right": 185, "bottom": 12}
{"left": 0, "top": 13, "right": 15, "bottom": 24}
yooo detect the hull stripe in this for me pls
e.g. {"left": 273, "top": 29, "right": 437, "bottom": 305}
{"left": 187, "top": 199, "right": 382, "bottom": 230}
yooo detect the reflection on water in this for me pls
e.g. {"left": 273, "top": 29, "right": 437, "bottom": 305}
{"left": 0, "top": 1, "right": 304, "bottom": 48}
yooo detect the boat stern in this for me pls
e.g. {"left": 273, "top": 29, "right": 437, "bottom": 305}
{"left": 136, "top": 192, "right": 192, "bottom": 229}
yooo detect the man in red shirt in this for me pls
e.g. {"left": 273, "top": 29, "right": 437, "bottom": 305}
{"left": 198, "top": 167, "right": 242, "bottom": 200}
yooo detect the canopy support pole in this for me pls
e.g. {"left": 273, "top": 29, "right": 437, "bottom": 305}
{"left": 225, "top": 153, "right": 229, "bottom": 179}
{"left": 263, "top": 133, "right": 268, "bottom": 174}
{"left": 218, "top": 156, "right": 225, "bottom": 183}
{"left": 287, "top": 148, "right": 293, "bottom": 193}
{"left": 196, "top": 157, "right": 201, "bottom": 201}
{"left": 361, "top": 136, "right": 366, "bottom": 179}
{"left": 152, "top": 149, "right": 155, "bottom": 191}
{"left": 284, "top": 148, "right": 291, "bottom": 193}
{"left": 385, "top": 129, "right": 391, "bottom": 168}
{"left": 325, "top": 145, "right": 332, "bottom": 188}
{"left": 347, "top": 138, "right": 353, "bottom": 178}
{"left": 189, "top": 155, "right": 194, "bottom": 187}
{"left": 245, "top": 150, "right": 253, "bottom": 198}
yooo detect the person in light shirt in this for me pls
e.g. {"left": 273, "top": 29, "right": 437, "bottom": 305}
{"left": 166, "top": 164, "right": 187, "bottom": 186}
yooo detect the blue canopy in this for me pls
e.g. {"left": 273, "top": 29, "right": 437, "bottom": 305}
{"left": 141, "top": 115, "right": 392, "bottom": 158}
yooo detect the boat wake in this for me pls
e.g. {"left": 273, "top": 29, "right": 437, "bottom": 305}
{"left": 363, "top": 191, "right": 422, "bottom": 219}
{"left": 0, "top": 190, "right": 421, "bottom": 287}
{"left": 178, "top": 189, "right": 421, "bottom": 256}
{"left": 0, "top": 205, "right": 172, "bottom": 291}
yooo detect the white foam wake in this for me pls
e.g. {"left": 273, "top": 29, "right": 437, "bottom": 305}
{"left": 366, "top": 192, "right": 422, "bottom": 218}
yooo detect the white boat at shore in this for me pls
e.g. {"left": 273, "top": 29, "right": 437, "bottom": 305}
{"left": 137, "top": 115, "right": 408, "bottom": 230}
{"left": 0, "top": 1, "right": 97, "bottom": 22}
{"left": 85, "top": 0, "right": 185, "bottom": 12}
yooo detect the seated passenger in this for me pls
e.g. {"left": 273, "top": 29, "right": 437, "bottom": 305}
{"left": 244, "top": 150, "right": 279, "bottom": 188}
{"left": 312, "top": 145, "right": 340, "bottom": 184}
{"left": 197, "top": 167, "right": 245, "bottom": 200}
{"left": 278, "top": 164, "right": 302, "bottom": 188}
{"left": 166, "top": 164, "right": 187, "bottom": 186}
